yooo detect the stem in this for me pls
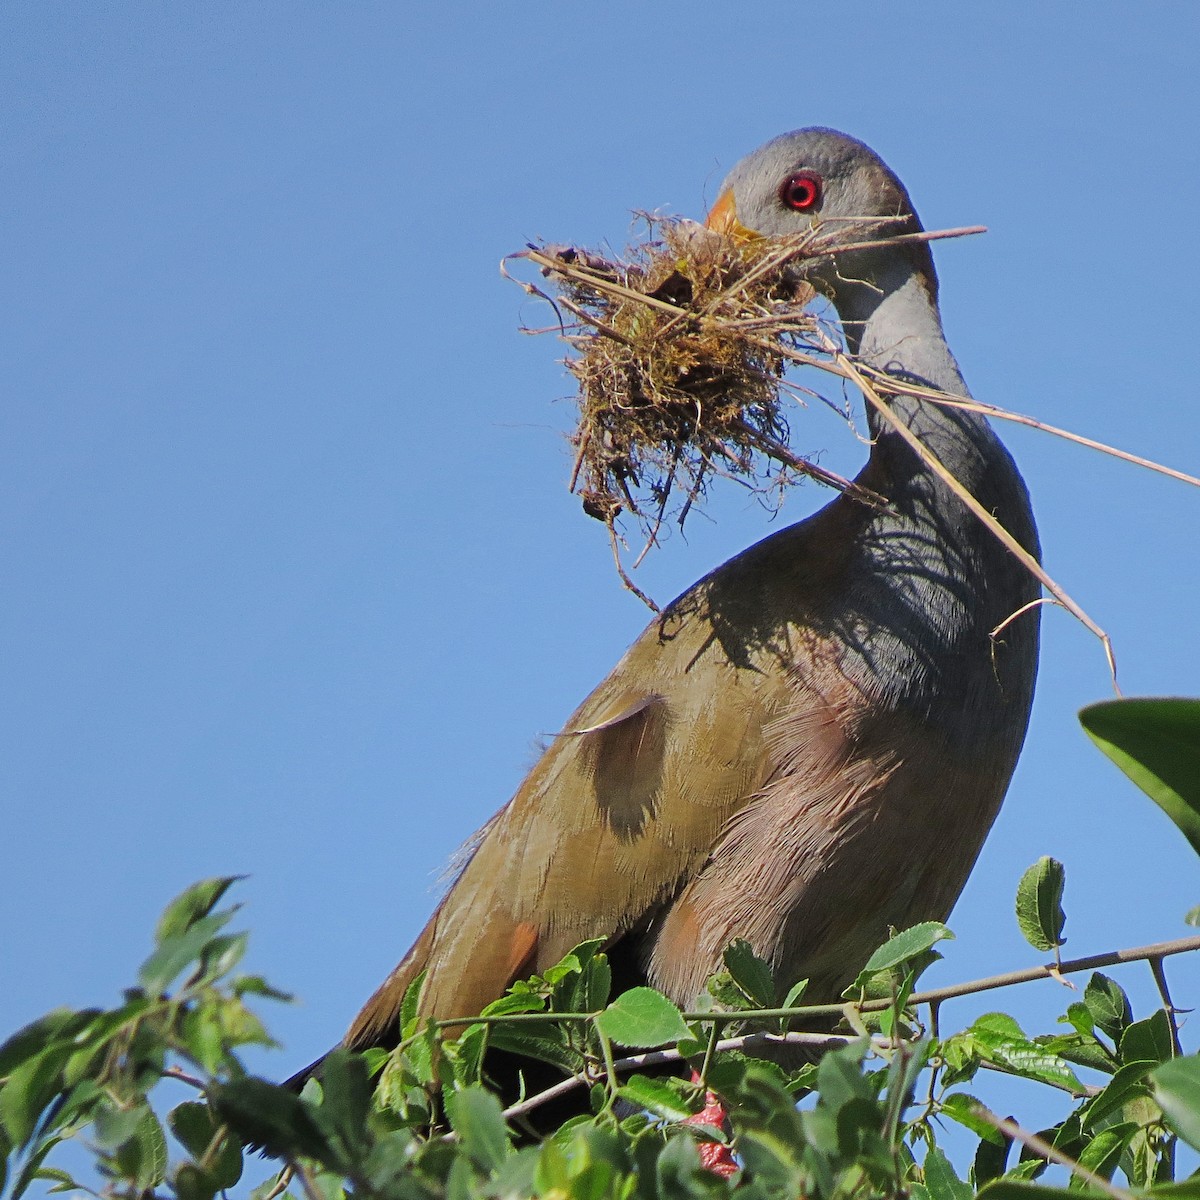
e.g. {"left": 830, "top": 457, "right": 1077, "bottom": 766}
{"left": 259, "top": 1168, "right": 294, "bottom": 1200}
{"left": 971, "top": 1106, "right": 1136, "bottom": 1200}
{"left": 289, "top": 1160, "right": 325, "bottom": 1200}
{"left": 876, "top": 383, "right": 1200, "bottom": 492}
{"left": 595, "top": 1023, "right": 620, "bottom": 1105}
{"left": 838, "top": 351, "right": 1120, "bottom": 693}
{"left": 1149, "top": 956, "right": 1184, "bottom": 1057}
{"left": 697, "top": 1021, "right": 720, "bottom": 1088}
{"left": 162, "top": 1065, "right": 207, "bottom": 1090}
{"left": 440, "top": 932, "right": 1200, "bottom": 1032}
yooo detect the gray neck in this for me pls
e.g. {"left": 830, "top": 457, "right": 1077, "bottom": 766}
{"left": 843, "top": 270, "right": 966, "bottom": 396}
{"left": 825, "top": 259, "right": 1040, "bottom": 736}
{"left": 836, "top": 266, "right": 1000, "bottom": 487}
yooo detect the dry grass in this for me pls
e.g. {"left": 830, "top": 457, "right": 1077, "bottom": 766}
{"left": 506, "top": 213, "right": 1181, "bottom": 683}
{"left": 507, "top": 217, "right": 885, "bottom": 605}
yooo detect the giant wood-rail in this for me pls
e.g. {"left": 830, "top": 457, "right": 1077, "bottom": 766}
{"left": 304, "top": 127, "right": 1040, "bottom": 1096}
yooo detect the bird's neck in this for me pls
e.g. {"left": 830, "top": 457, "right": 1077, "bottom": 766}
{"left": 822, "top": 258, "right": 1040, "bottom": 732}
{"left": 835, "top": 263, "right": 1002, "bottom": 491}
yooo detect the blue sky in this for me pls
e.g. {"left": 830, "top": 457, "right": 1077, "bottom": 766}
{"left": 4, "top": 0, "right": 1200, "bottom": 1164}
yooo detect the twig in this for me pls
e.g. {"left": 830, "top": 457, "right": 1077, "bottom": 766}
{"left": 606, "top": 518, "right": 660, "bottom": 611}
{"left": 837, "top": 351, "right": 1121, "bottom": 692}
{"left": 970, "top": 1105, "right": 1136, "bottom": 1200}
{"left": 809, "top": 224, "right": 988, "bottom": 260}
{"left": 732, "top": 419, "right": 891, "bottom": 508}
{"left": 438, "top": 933, "right": 1200, "bottom": 1033}
{"left": 501, "top": 1030, "right": 870, "bottom": 1121}
{"left": 742, "top": 336, "right": 1200, "bottom": 498}
{"left": 872, "top": 383, "right": 1200, "bottom": 492}
{"left": 162, "top": 1065, "right": 207, "bottom": 1090}
{"left": 1149, "top": 956, "right": 1184, "bottom": 1057}
{"left": 290, "top": 1160, "right": 325, "bottom": 1200}
{"left": 991, "top": 597, "right": 1062, "bottom": 643}
{"left": 259, "top": 1167, "right": 294, "bottom": 1200}
{"left": 490, "top": 932, "right": 1200, "bottom": 1123}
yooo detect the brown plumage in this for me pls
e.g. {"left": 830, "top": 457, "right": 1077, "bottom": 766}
{"left": 304, "top": 128, "right": 1040, "bottom": 1094}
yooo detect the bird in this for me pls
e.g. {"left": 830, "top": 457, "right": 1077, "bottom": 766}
{"left": 302, "top": 127, "right": 1040, "bottom": 1101}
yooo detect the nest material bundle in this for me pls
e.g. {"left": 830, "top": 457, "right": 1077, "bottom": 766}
{"left": 510, "top": 217, "right": 879, "bottom": 604}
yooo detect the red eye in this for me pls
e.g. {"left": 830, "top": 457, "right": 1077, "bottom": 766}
{"left": 780, "top": 171, "right": 822, "bottom": 212}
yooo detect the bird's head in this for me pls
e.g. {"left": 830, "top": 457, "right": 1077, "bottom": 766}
{"left": 705, "top": 127, "right": 937, "bottom": 314}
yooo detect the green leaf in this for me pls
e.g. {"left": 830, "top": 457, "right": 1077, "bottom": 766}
{"left": 543, "top": 940, "right": 604, "bottom": 986}
{"left": 1080, "top": 698, "right": 1200, "bottom": 855}
{"left": 445, "top": 1022, "right": 488, "bottom": 1087}
{"left": 1015, "top": 857, "right": 1066, "bottom": 951}
{"left": 939, "top": 1093, "right": 1005, "bottom": 1144}
{"left": 1148, "top": 1184, "right": 1200, "bottom": 1200}
{"left": 479, "top": 992, "right": 546, "bottom": 1018}
{"left": 0, "top": 1010, "right": 97, "bottom": 1080}
{"left": 968, "top": 1014, "right": 1085, "bottom": 1094}
{"left": 656, "top": 1135, "right": 724, "bottom": 1197}
{"left": 32, "top": 1166, "right": 79, "bottom": 1195}
{"left": 924, "top": 1145, "right": 973, "bottom": 1200}
{"left": 972, "top": 1011, "right": 1025, "bottom": 1040}
{"left": 1037, "top": 1032, "right": 1117, "bottom": 1075}
{"left": 1072, "top": 1124, "right": 1135, "bottom": 1189}
{"left": 815, "top": 1039, "right": 872, "bottom": 1112}
{"left": 594, "top": 988, "right": 690, "bottom": 1048}
{"left": 0, "top": 1045, "right": 68, "bottom": 1145}
{"left": 1121, "top": 1009, "right": 1174, "bottom": 1065}
{"left": 568, "top": 952, "right": 612, "bottom": 1016}
{"left": 723, "top": 939, "right": 776, "bottom": 1008}
{"left": 857, "top": 922, "right": 954, "bottom": 979}
{"left": 445, "top": 1085, "right": 511, "bottom": 1173}
{"left": 1080, "top": 1060, "right": 1155, "bottom": 1129}
{"left": 196, "top": 932, "right": 248, "bottom": 983}
{"left": 93, "top": 1102, "right": 148, "bottom": 1150}
{"left": 617, "top": 1074, "right": 696, "bottom": 1124}
{"left": 138, "top": 912, "right": 234, "bottom": 995}
{"left": 979, "top": 1182, "right": 1108, "bottom": 1200}
{"left": 155, "top": 877, "right": 243, "bottom": 945}
{"left": 486, "top": 1021, "right": 580, "bottom": 1075}
{"left": 1084, "top": 973, "right": 1132, "bottom": 1041}
{"left": 169, "top": 1102, "right": 242, "bottom": 1189}
{"left": 318, "top": 1050, "right": 372, "bottom": 1159}
{"left": 113, "top": 1106, "right": 169, "bottom": 1191}
{"left": 1152, "top": 1055, "right": 1200, "bottom": 1150}
{"left": 211, "top": 1077, "right": 331, "bottom": 1163}
{"left": 9, "top": 1135, "right": 64, "bottom": 1200}
{"left": 1062, "top": 1002, "right": 1094, "bottom": 1037}
{"left": 173, "top": 1163, "right": 219, "bottom": 1200}
{"left": 974, "top": 1129, "right": 1013, "bottom": 1188}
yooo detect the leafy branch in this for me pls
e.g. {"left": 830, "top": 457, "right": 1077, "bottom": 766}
{"left": 4, "top": 698, "right": 1200, "bottom": 1199}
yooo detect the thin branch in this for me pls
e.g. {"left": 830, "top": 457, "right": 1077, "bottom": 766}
{"left": 289, "top": 1160, "right": 325, "bottom": 1200}
{"left": 746, "top": 336, "right": 1200, "bottom": 497}
{"left": 992, "top": 596, "right": 1062, "bottom": 642}
{"left": 501, "top": 1030, "right": 870, "bottom": 1122}
{"left": 809, "top": 224, "right": 988, "bottom": 260}
{"left": 732, "top": 418, "right": 891, "bottom": 508}
{"left": 838, "top": 351, "right": 1120, "bottom": 692}
{"left": 606, "top": 517, "right": 660, "bottom": 612}
{"left": 162, "top": 1065, "right": 207, "bottom": 1090}
{"left": 971, "top": 1105, "right": 1136, "bottom": 1200}
{"left": 441, "top": 932, "right": 1200, "bottom": 1033}
{"left": 876, "top": 384, "right": 1200, "bottom": 492}
{"left": 1149, "top": 956, "right": 1184, "bottom": 1057}
{"left": 502, "top": 1018, "right": 1096, "bottom": 1123}
{"left": 259, "top": 1166, "right": 294, "bottom": 1200}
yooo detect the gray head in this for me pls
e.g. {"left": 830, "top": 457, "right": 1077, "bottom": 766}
{"left": 705, "top": 127, "right": 937, "bottom": 305}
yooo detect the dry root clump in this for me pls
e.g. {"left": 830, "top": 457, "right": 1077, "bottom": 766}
{"left": 509, "top": 218, "right": 867, "bottom": 602}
